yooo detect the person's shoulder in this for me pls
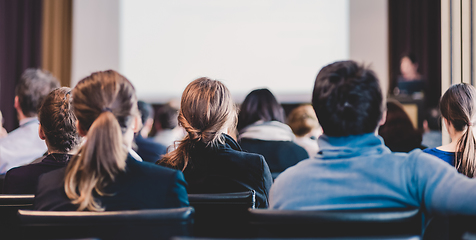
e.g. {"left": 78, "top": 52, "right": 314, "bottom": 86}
{"left": 5, "top": 163, "right": 37, "bottom": 179}
{"left": 274, "top": 157, "right": 314, "bottom": 179}
{"left": 127, "top": 156, "right": 179, "bottom": 177}
{"left": 37, "top": 166, "right": 66, "bottom": 188}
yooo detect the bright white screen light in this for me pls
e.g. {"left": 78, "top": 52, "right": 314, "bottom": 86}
{"left": 120, "top": 0, "right": 349, "bottom": 103}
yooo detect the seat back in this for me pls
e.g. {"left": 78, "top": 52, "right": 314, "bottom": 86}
{"left": 18, "top": 207, "right": 194, "bottom": 240}
{"left": 0, "top": 194, "right": 34, "bottom": 239}
{"left": 188, "top": 191, "right": 255, "bottom": 237}
{"left": 249, "top": 208, "right": 421, "bottom": 238}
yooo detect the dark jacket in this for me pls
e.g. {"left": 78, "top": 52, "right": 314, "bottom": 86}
{"left": 179, "top": 134, "right": 272, "bottom": 208}
{"left": 4, "top": 153, "right": 72, "bottom": 194}
{"left": 239, "top": 139, "right": 309, "bottom": 173}
{"left": 34, "top": 155, "right": 189, "bottom": 211}
{"left": 134, "top": 134, "right": 167, "bottom": 163}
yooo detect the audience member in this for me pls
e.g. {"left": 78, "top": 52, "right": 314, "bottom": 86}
{"left": 134, "top": 101, "right": 167, "bottom": 163}
{"left": 424, "top": 83, "right": 476, "bottom": 177}
{"left": 378, "top": 100, "right": 424, "bottom": 152}
{"left": 34, "top": 70, "right": 188, "bottom": 211}
{"left": 158, "top": 78, "right": 272, "bottom": 208}
{"left": 421, "top": 107, "right": 442, "bottom": 148}
{"left": 287, "top": 104, "right": 322, "bottom": 157}
{"left": 0, "top": 69, "right": 59, "bottom": 174}
{"left": 270, "top": 60, "right": 476, "bottom": 217}
{"left": 4, "top": 87, "right": 80, "bottom": 194}
{"left": 153, "top": 103, "right": 185, "bottom": 150}
{"left": 237, "top": 88, "right": 308, "bottom": 173}
{"left": 394, "top": 53, "right": 424, "bottom": 97}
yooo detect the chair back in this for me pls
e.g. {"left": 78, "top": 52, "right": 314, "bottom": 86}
{"left": 249, "top": 208, "right": 421, "bottom": 238}
{"left": 18, "top": 207, "right": 194, "bottom": 240}
{"left": 188, "top": 191, "right": 255, "bottom": 237}
{"left": 0, "top": 194, "right": 34, "bottom": 239}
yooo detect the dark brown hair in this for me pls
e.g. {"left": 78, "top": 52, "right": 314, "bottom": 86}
{"left": 378, "top": 101, "right": 422, "bottom": 152}
{"left": 158, "top": 77, "right": 236, "bottom": 171}
{"left": 237, "top": 88, "right": 285, "bottom": 132}
{"left": 38, "top": 87, "right": 80, "bottom": 152}
{"left": 312, "top": 61, "right": 383, "bottom": 136}
{"left": 65, "top": 70, "right": 139, "bottom": 211}
{"left": 440, "top": 83, "right": 476, "bottom": 177}
{"left": 16, "top": 69, "right": 60, "bottom": 117}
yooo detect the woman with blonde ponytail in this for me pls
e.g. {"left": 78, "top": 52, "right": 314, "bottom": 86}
{"left": 34, "top": 70, "right": 188, "bottom": 211}
{"left": 424, "top": 83, "right": 476, "bottom": 177}
{"left": 158, "top": 77, "right": 272, "bottom": 208}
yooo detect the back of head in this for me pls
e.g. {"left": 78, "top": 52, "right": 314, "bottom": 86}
{"left": 440, "top": 83, "right": 476, "bottom": 177}
{"left": 425, "top": 107, "right": 441, "bottom": 131}
{"left": 16, "top": 69, "right": 60, "bottom": 117}
{"left": 66, "top": 70, "right": 139, "bottom": 211}
{"left": 138, "top": 100, "right": 154, "bottom": 125}
{"left": 287, "top": 105, "right": 320, "bottom": 137}
{"left": 312, "top": 61, "right": 383, "bottom": 136}
{"left": 159, "top": 77, "right": 236, "bottom": 170}
{"left": 237, "top": 88, "right": 285, "bottom": 132}
{"left": 38, "top": 87, "right": 80, "bottom": 153}
{"left": 378, "top": 101, "right": 422, "bottom": 152}
{"left": 156, "top": 104, "right": 178, "bottom": 130}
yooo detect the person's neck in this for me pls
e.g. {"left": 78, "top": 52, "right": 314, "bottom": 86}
{"left": 17, "top": 111, "right": 28, "bottom": 122}
{"left": 402, "top": 72, "right": 421, "bottom": 81}
{"left": 438, "top": 130, "right": 464, "bottom": 152}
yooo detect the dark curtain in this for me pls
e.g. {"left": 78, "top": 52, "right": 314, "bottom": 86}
{"left": 0, "top": 0, "right": 43, "bottom": 132}
{"left": 388, "top": 0, "right": 441, "bottom": 108}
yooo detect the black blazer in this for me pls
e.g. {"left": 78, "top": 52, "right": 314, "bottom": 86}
{"left": 34, "top": 155, "right": 189, "bottom": 211}
{"left": 134, "top": 134, "right": 167, "bottom": 163}
{"left": 4, "top": 153, "right": 72, "bottom": 194}
{"left": 239, "top": 139, "right": 309, "bottom": 173}
{"left": 180, "top": 134, "right": 272, "bottom": 208}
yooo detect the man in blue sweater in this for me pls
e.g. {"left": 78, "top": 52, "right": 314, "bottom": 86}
{"left": 270, "top": 61, "right": 476, "bottom": 216}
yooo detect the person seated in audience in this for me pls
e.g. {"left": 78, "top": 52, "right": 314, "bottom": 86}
{"left": 34, "top": 70, "right": 188, "bottom": 211}
{"left": 0, "top": 69, "right": 60, "bottom": 174}
{"left": 421, "top": 107, "right": 442, "bottom": 149}
{"left": 287, "top": 104, "right": 322, "bottom": 157}
{"left": 237, "top": 88, "right": 308, "bottom": 174}
{"left": 158, "top": 78, "right": 272, "bottom": 208}
{"left": 270, "top": 60, "right": 476, "bottom": 216}
{"left": 424, "top": 83, "right": 476, "bottom": 177}
{"left": 133, "top": 101, "right": 167, "bottom": 163}
{"left": 378, "top": 100, "right": 424, "bottom": 152}
{"left": 4, "top": 87, "right": 80, "bottom": 194}
{"left": 153, "top": 103, "right": 185, "bottom": 150}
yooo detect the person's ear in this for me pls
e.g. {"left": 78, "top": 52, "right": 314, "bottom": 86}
{"left": 76, "top": 120, "right": 87, "bottom": 137}
{"left": 38, "top": 124, "right": 46, "bottom": 140}
{"left": 14, "top": 96, "right": 19, "bottom": 109}
{"left": 379, "top": 110, "right": 387, "bottom": 126}
{"left": 132, "top": 115, "right": 142, "bottom": 133}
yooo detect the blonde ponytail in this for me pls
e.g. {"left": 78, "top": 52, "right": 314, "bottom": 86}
{"left": 65, "top": 70, "right": 138, "bottom": 211}
{"left": 65, "top": 111, "right": 127, "bottom": 211}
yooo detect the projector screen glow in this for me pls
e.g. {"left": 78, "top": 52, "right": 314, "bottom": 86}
{"left": 120, "top": 0, "right": 349, "bottom": 103}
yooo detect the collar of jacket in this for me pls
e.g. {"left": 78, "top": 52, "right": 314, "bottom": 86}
{"left": 238, "top": 121, "right": 295, "bottom": 141}
{"left": 194, "top": 133, "right": 242, "bottom": 152}
{"left": 316, "top": 133, "right": 391, "bottom": 160}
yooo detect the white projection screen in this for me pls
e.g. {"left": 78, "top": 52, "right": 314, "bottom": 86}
{"left": 120, "top": 0, "right": 349, "bottom": 103}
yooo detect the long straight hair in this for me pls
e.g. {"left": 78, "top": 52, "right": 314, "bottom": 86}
{"left": 65, "top": 70, "right": 139, "bottom": 211}
{"left": 440, "top": 83, "right": 476, "bottom": 177}
{"left": 237, "top": 88, "right": 285, "bottom": 132}
{"left": 158, "top": 77, "right": 237, "bottom": 171}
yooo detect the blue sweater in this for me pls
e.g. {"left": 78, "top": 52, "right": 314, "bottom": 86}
{"left": 270, "top": 133, "right": 476, "bottom": 216}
